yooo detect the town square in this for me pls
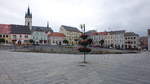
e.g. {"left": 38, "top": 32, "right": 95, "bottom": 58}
{"left": 0, "top": 0, "right": 150, "bottom": 84}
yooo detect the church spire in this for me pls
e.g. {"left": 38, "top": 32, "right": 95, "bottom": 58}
{"left": 25, "top": 6, "right": 32, "bottom": 30}
{"left": 27, "top": 6, "right": 30, "bottom": 15}
{"left": 25, "top": 6, "right": 32, "bottom": 18}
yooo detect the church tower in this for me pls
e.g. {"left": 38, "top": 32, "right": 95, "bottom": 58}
{"left": 25, "top": 7, "right": 32, "bottom": 30}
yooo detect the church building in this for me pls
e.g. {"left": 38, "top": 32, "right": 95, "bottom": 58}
{"left": 24, "top": 7, "right": 53, "bottom": 44}
{"left": 0, "top": 7, "right": 53, "bottom": 45}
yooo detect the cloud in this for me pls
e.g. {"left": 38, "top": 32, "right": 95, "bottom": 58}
{"left": 0, "top": 0, "right": 150, "bottom": 36}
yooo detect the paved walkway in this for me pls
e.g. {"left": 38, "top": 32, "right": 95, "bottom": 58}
{"left": 0, "top": 51, "right": 150, "bottom": 84}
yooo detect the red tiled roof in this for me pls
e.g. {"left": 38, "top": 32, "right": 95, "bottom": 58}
{"left": 48, "top": 32, "right": 65, "bottom": 37}
{"left": 0, "top": 24, "right": 11, "bottom": 34}
{"left": 91, "top": 32, "right": 108, "bottom": 36}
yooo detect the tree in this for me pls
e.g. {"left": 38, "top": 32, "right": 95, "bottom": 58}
{"left": 0, "top": 38, "right": 5, "bottom": 44}
{"left": 29, "top": 39, "right": 34, "bottom": 44}
{"left": 99, "top": 40, "right": 104, "bottom": 47}
{"left": 63, "top": 39, "right": 69, "bottom": 44}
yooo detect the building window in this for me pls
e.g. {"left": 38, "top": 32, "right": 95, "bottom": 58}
{"left": 134, "top": 41, "right": 136, "bottom": 44}
{"left": 3, "top": 35, "right": 5, "bottom": 38}
{"left": 24, "top": 40, "right": 28, "bottom": 43}
{"left": 40, "top": 40, "right": 43, "bottom": 43}
{"left": 0, "top": 35, "right": 2, "bottom": 37}
{"left": 28, "top": 22, "right": 30, "bottom": 26}
{"left": 20, "top": 35, "right": 22, "bottom": 38}
{"left": 25, "top": 35, "right": 28, "bottom": 38}
{"left": 56, "top": 41, "right": 58, "bottom": 44}
{"left": 13, "top": 35, "right": 16, "bottom": 39}
{"left": 6, "top": 35, "right": 8, "bottom": 38}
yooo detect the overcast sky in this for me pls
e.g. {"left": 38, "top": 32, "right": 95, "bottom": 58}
{"left": 0, "top": 0, "right": 150, "bottom": 36}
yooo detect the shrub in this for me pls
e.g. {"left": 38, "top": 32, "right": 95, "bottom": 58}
{"left": 0, "top": 38, "right": 5, "bottom": 43}
{"left": 63, "top": 40, "right": 69, "bottom": 44}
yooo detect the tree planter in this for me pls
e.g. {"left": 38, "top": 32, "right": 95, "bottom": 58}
{"left": 79, "top": 40, "right": 89, "bottom": 46}
{"left": 78, "top": 47, "right": 91, "bottom": 52}
{"left": 80, "top": 34, "right": 88, "bottom": 39}
{"left": 78, "top": 24, "right": 92, "bottom": 63}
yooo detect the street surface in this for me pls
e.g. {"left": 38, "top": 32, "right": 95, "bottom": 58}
{"left": 0, "top": 50, "right": 150, "bottom": 84}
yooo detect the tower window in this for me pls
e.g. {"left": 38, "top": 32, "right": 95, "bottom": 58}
{"left": 28, "top": 22, "right": 30, "bottom": 26}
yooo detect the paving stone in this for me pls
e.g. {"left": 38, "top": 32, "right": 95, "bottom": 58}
{"left": 0, "top": 50, "right": 150, "bottom": 84}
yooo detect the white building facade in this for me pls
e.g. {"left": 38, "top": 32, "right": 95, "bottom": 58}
{"left": 32, "top": 31, "right": 48, "bottom": 44}
{"left": 89, "top": 32, "right": 108, "bottom": 47}
{"left": 108, "top": 30, "right": 125, "bottom": 49}
{"left": 89, "top": 30, "right": 125, "bottom": 49}
{"left": 48, "top": 32, "right": 65, "bottom": 45}
{"left": 124, "top": 32, "right": 139, "bottom": 49}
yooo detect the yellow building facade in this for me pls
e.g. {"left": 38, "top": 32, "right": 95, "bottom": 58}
{"left": 59, "top": 25, "right": 81, "bottom": 45}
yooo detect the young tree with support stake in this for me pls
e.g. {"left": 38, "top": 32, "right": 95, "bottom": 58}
{"left": 78, "top": 24, "right": 92, "bottom": 63}
{"left": 63, "top": 39, "right": 69, "bottom": 45}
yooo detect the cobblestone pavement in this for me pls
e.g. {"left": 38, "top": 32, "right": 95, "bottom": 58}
{"left": 0, "top": 50, "right": 150, "bottom": 84}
